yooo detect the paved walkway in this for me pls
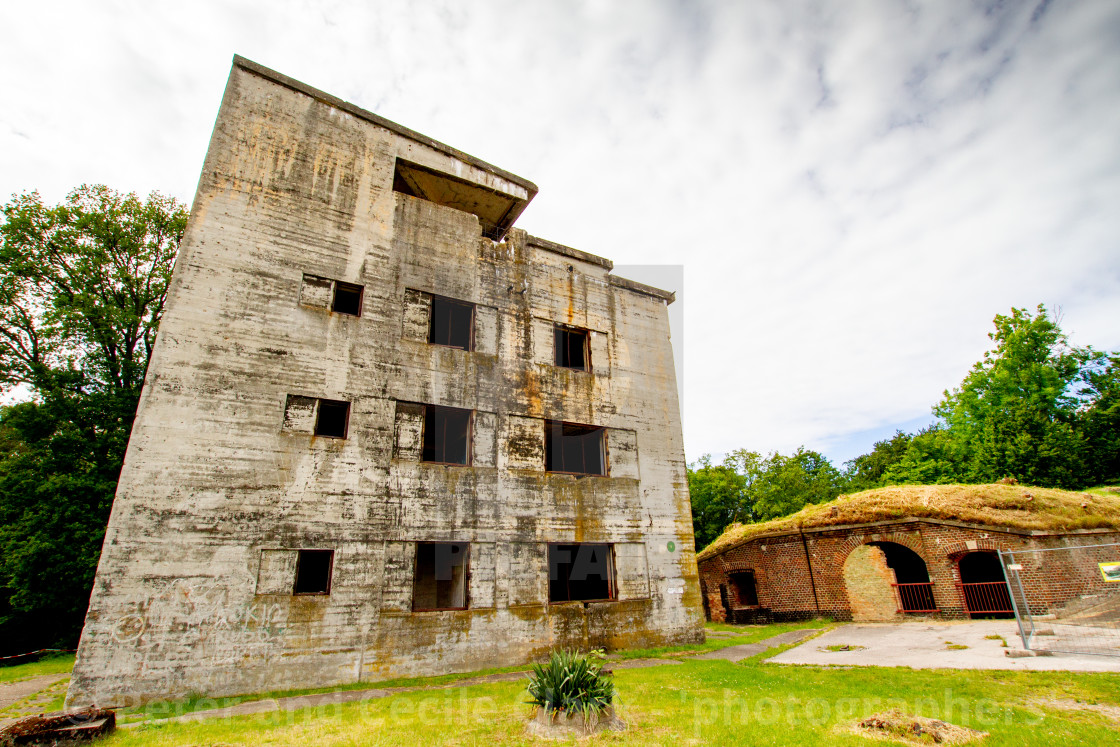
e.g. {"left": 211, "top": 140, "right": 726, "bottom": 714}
{"left": 0, "top": 674, "right": 68, "bottom": 712}
{"left": 691, "top": 629, "right": 822, "bottom": 663}
{"left": 769, "top": 620, "right": 1120, "bottom": 672}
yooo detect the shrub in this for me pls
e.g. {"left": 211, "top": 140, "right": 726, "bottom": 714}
{"left": 525, "top": 648, "right": 615, "bottom": 720}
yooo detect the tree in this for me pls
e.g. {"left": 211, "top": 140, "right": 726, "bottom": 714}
{"left": 687, "top": 455, "right": 749, "bottom": 550}
{"left": 0, "top": 185, "right": 184, "bottom": 393}
{"left": 0, "top": 186, "right": 186, "bottom": 654}
{"left": 688, "top": 447, "right": 846, "bottom": 547}
{"left": 933, "top": 305, "right": 1099, "bottom": 488}
{"left": 843, "top": 430, "right": 912, "bottom": 490}
{"left": 750, "top": 447, "right": 844, "bottom": 522}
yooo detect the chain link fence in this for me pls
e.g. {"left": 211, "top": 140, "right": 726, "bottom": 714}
{"left": 1000, "top": 542, "right": 1120, "bottom": 657}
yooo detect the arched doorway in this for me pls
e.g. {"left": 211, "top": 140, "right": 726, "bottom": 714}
{"left": 957, "top": 552, "right": 1013, "bottom": 618}
{"left": 842, "top": 542, "right": 935, "bottom": 620}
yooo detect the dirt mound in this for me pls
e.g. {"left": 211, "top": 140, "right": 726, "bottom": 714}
{"left": 852, "top": 710, "right": 987, "bottom": 744}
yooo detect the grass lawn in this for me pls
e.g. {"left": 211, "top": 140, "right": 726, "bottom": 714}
{"left": 72, "top": 622, "right": 1116, "bottom": 746}
{"left": 0, "top": 653, "right": 75, "bottom": 684}
{"left": 5, "top": 629, "right": 1118, "bottom": 745}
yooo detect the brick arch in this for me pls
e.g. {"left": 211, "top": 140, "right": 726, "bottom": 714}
{"left": 943, "top": 538, "right": 1006, "bottom": 562}
{"left": 834, "top": 530, "right": 930, "bottom": 568}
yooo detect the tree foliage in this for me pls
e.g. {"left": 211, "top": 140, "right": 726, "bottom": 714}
{"left": 688, "top": 447, "right": 844, "bottom": 550}
{"left": 0, "top": 186, "right": 186, "bottom": 654}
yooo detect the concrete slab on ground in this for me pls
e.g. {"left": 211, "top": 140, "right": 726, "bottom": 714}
{"left": 769, "top": 621, "right": 1120, "bottom": 672}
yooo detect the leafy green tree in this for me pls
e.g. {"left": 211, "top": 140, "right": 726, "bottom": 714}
{"left": 933, "top": 305, "right": 1098, "bottom": 488}
{"left": 688, "top": 447, "right": 845, "bottom": 547}
{"left": 750, "top": 447, "right": 844, "bottom": 521}
{"left": 880, "top": 424, "right": 968, "bottom": 485}
{"left": 688, "top": 455, "right": 749, "bottom": 550}
{"left": 1077, "top": 353, "right": 1120, "bottom": 484}
{"left": 0, "top": 186, "right": 186, "bottom": 655}
{"left": 843, "top": 430, "right": 913, "bottom": 490}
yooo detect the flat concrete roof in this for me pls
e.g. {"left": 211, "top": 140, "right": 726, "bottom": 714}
{"left": 233, "top": 55, "right": 539, "bottom": 197}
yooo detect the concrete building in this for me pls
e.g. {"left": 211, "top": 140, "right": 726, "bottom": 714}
{"left": 66, "top": 56, "right": 703, "bottom": 708}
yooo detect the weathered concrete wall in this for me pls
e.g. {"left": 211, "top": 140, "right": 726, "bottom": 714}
{"left": 66, "top": 57, "right": 703, "bottom": 708}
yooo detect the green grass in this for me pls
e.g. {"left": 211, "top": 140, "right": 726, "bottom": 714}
{"left": 611, "top": 619, "right": 829, "bottom": 660}
{"left": 97, "top": 656, "right": 1119, "bottom": 746}
{"left": 9, "top": 627, "right": 1120, "bottom": 744}
{"left": 0, "top": 653, "right": 75, "bottom": 684}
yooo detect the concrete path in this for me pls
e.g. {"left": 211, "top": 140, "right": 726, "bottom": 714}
{"left": 770, "top": 620, "right": 1120, "bottom": 672}
{"left": 0, "top": 674, "right": 68, "bottom": 711}
{"left": 691, "top": 629, "right": 822, "bottom": 663}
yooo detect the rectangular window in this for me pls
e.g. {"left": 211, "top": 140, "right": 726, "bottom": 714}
{"left": 332, "top": 281, "right": 363, "bottom": 316}
{"left": 293, "top": 549, "right": 333, "bottom": 595}
{"left": 413, "top": 542, "right": 470, "bottom": 610}
{"left": 545, "top": 420, "right": 605, "bottom": 475}
{"left": 554, "top": 326, "right": 589, "bottom": 370}
{"left": 429, "top": 295, "right": 475, "bottom": 351}
{"left": 422, "top": 405, "right": 472, "bottom": 464}
{"left": 300, "top": 274, "right": 364, "bottom": 317}
{"left": 729, "top": 571, "right": 759, "bottom": 607}
{"left": 549, "top": 543, "right": 615, "bottom": 602}
{"left": 315, "top": 399, "right": 350, "bottom": 438}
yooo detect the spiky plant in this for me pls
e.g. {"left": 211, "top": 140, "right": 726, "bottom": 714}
{"left": 525, "top": 648, "right": 616, "bottom": 721}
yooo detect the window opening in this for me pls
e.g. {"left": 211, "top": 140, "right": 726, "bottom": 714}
{"left": 413, "top": 542, "right": 469, "bottom": 610}
{"left": 545, "top": 420, "right": 604, "bottom": 475}
{"left": 729, "top": 571, "right": 759, "bottom": 607}
{"left": 314, "top": 399, "right": 350, "bottom": 438}
{"left": 422, "top": 405, "right": 472, "bottom": 464}
{"left": 332, "top": 281, "right": 363, "bottom": 316}
{"left": 554, "top": 326, "right": 589, "bottom": 370}
{"left": 293, "top": 549, "right": 333, "bottom": 595}
{"left": 429, "top": 296, "right": 475, "bottom": 351}
{"left": 549, "top": 543, "right": 614, "bottom": 602}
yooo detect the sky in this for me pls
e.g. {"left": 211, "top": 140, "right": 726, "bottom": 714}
{"left": 1, "top": 0, "right": 1118, "bottom": 467}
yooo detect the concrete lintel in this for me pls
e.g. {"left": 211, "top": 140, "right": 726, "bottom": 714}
{"left": 232, "top": 55, "right": 539, "bottom": 198}
{"left": 608, "top": 275, "right": 675, "bottom": 304}
{"left": 525, "top": 235, "right": 613, "bottom": 270}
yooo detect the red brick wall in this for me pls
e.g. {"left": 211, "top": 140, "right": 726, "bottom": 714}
{"left": 697, "top": 521, "right": 1120, "bottom": 623}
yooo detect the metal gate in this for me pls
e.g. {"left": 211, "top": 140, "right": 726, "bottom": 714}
{"left": 1000, "top": 542, "right": 1120, "bottom": 657}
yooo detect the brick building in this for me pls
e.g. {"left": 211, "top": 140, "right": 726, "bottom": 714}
{"left": 698, "top": 493, "right": 1120, "bottom": 624}
{"left": 66, "top": 56, "right": 703, "bottom": 708}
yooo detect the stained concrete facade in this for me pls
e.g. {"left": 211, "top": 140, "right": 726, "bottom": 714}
{"left": 67, "top": 56, "right": 703, "bottom": 708}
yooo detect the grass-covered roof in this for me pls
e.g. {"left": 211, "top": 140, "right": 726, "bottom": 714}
{"left": 696, "top": 484, "right": 1120, "bottom": 562}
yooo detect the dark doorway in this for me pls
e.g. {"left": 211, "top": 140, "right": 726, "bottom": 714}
{"left": 870, "top": 541, "right": 936, "bottom": 613}
{"left": 958, "top": 552, "right": 1013, "bottom": 618}
{"left": 729, "top": 571, "right": 759, "bottom": 607}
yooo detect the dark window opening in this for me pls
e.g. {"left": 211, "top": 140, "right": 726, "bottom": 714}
{"left": 314, "top": 399, "right": 350, "bottom": 438}
{"left": 422, "top": 405, "right": 472, "bottom": 465}
{"left": 429, "top": 296, "right": 475, "bottom": 351}
{"left": 413, "top": 542, "right": 469, "bottom": 610}
{"left": 332, "top": 281, "right": 363, "bottom": 316}
{"left": 293, "top": 549, "right": 333, "bottom": 595}
{"left": 545, "top": 420, "right": 604, "bottom": 475}
{"left": 549, "top": 543, "right": 614, "bottom": 602}
{"left": 729, "top": 571, "right": 759, "bottom": 607}
{"left": 554, "top": 326, "right": 589, "bottom": 370}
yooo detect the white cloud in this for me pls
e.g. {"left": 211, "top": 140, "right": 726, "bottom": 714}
{"left": 1, "top": 0, "right": 1117, "bottom": 466}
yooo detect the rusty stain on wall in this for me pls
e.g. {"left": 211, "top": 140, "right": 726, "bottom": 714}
{"left": 66, "top": 56, "right": 703, "bottom": 708}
